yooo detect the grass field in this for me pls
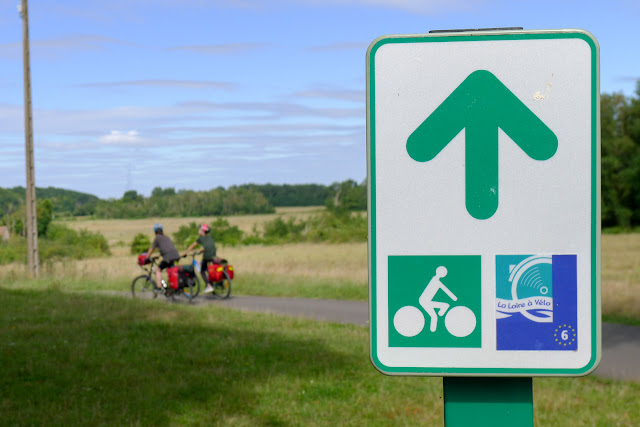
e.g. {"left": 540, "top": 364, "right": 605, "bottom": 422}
{"left": 1, "top": 289, "right": 638, "bottom": 426}
{"left": 2, "top": 218, "right": 640, "bottom": 324}
{"left": 62, "top": 206, "right": 324, "bottom": 249}
{"left": 601, "top": 233, "right": 640, "bottom": 325}
{"left": 1, "top": 213, "right": 640, "bottom": 424}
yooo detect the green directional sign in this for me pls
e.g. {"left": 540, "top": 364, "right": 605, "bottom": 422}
{"left": 367, "top": 29, "right": 600, "bottom": 378}
{"left": 406, "top": 70, "right": 558, "bottom": 220}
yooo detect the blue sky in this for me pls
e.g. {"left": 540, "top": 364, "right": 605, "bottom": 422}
{"left": 0, "top": 0, "right": 638, "bottom": 199}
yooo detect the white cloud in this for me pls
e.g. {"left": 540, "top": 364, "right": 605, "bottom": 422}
{"left": 137, "top": 0, "right": 482, "bottom": 14}
{"left": 166, "top": 43, "right": 270, "bottom": 55}
{"left": 0, "top": 87, "right": 367, "bottom": 197}
{"left": 0, "top": 100, "right": 363, "bottom": 139}
{"left": 310, "top": 42, "right": 370, "bottom": 52}
{"left": 0, "top": 35, "right": 136, "bottom": 60}
{"left": 98, "top": 130, "right": 143, "bottom": 144}
{"left": 297, "top": 0, "right": 483, "bottom": 14}
{"left": 1, "top": 124, "right": 366, "bottom": 198}
{"left": 77, "top": 80, "right": 239, "bottom": 90}
{"left": 293, "top": 88, "right": 364, "bottom": 102}
{"left": 616, "top": 76, "right": 640, "bottom": 83}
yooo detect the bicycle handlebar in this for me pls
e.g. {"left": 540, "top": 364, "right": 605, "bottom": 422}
{"left": 138, "top": 255, "right": 160, "bottom": 268}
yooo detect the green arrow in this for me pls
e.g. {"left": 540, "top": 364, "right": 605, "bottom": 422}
{"left": 406, "top": 70, "right": 558, "bottom": 220}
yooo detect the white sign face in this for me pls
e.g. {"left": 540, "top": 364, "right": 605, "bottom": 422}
{"left": 367, "top": 29, "right": 600, "bottom": 376}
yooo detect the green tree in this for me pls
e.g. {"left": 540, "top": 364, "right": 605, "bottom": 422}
{"left": 241, "top": 183, "right": 330, "bottom": 206}
{"left": 122, "top": 190, "right": 141, "bottom": 202}
{"left": 3, "top": 198, "right": 53, "bottom": 237}
{"left": 172, "top": 222, "right": 200, "bottom": 249}
{"left": 209, "top": 218, "right": 244, "bottom": 246}
{"left": 262, "top": 216, "right": 306, "bottom": 243}
{"left": 37, "top": 199, "right": 54, "bottom": 236}
{"left": 601, "top": 90, "right": 640, "bottom": 228}
{"left": 130, "top": 233, "right": 151, "bottom": 255}
{"left": 1, "top": 186, "right": 98, "bottom": 218}
{"left": 325, "top": 180, "right": 367, "bottom": 213}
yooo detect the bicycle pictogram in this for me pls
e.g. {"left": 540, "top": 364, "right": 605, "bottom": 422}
{"left": 393, "top": 266, "right": 477, "bottom": 338}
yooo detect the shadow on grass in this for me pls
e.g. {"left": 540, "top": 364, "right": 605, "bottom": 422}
{"left": 3, "top": 289, "right": 640, "bottom": 426}
{"left": 0, "top": 288, "right": 363, "bottom": 426}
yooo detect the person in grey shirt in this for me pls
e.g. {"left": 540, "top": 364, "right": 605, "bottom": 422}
{"left": 145, "top": 223, "right": 181, "bottom": 292}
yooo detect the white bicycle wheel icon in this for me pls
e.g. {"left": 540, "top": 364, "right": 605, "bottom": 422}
{"left": 393, "top": 304, "right": 477, "bottom": 338}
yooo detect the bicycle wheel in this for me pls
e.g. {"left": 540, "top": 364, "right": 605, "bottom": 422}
{"left": 182, "top": 275, "right": 200, "bottom": 301}
{"left": 213, "top": 271, "right": 231, "bottom": 299}
{"left": 191, "top": 274, "right": 201, "bottom": 297}
{"left": 131, "top": 275, "right": 157, "bottom": 298}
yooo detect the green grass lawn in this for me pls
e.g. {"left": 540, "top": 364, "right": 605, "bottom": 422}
{"left": 234, "top": 272, "right": 368, "bottom": 301}
{"left": 1, "top": 287, "right": 639, "bottom": 426}
{"left": 0, "top": 271, "right": 369, "bottom": 301}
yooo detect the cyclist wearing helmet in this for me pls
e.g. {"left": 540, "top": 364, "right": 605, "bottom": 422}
{"left": 146, "top": 223, "right": 181, "bottom": 292}
{"left": 184, "top": 224, "right": 217, "bottom": 293}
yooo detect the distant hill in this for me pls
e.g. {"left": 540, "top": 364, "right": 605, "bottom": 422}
{"left": 0, "top": 180, "right": 367, "bottom": 219}
{"left": 0, "top": 186, "right": 99, "bottom": 217}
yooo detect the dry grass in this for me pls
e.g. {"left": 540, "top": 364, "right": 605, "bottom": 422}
{"left": 0, "top": 255, "right": 142, "bottom": 283}
{"left": 3, "top": 214, "right": 640, "bottom": 322}
{"left": 60, "top": 206, "right": 325, "bottom": 248}
{"left": 221, "top": 242, "right": 367, "bottom": 282}
{"left": 0, "top": 242, "right": 368, "bottom": 286}
{"left": 39, "top": 207, "right": 363, "bottom": 286}
{"left": 602, "top": 234, "right": 640, "bottom": 321}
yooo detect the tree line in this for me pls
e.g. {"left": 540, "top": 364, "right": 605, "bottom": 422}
{"left": 601, "top": 84, "right": 640, "bottom": 228}
{"left": 238, "top": 183, "right": 330, "bottom": 207}
{"left": 0, "top": 186, "right": 99, "bottom": 218}
{"left": 0, "top": 180, "right": 367, "bottom": 224}
{"left": 94, "top": 186, "right": 275, "bottom": 219}
{"left": 92, "top": 181, "right": 367, "bottom": 218}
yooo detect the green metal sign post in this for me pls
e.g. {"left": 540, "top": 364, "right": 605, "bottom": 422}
{"left": 444, "top": 377, "right": 533, "bottom": 426}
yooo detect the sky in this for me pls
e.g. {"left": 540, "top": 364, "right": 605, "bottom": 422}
{"left": 0, "top": 0, "right": 638, "bottom": 199}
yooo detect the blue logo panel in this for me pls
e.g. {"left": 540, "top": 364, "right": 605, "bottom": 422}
{"left": 496, "top": 254, "right": 577, "bottom": 351}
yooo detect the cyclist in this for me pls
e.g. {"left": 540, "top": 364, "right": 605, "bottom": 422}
{"left": 145, "top": 223, "right": 181, "bottom": 293}
{"left": 183, "top": 223, "right": 217, "bottom": 293}
{"left": 418, "top": 266, "right": 458, "bottom": 333}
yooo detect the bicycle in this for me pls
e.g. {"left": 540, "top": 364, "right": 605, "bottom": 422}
{"left": 186, "top": 251, "right": 232, "bottom": 299}
{"left": 182, "top": 252, "right": 203, "bottom": 297}
{"left": 394, "top": 303, "right": 477, "bottom": 338}
{"left": 393, "top": 266, "right": 477, "bottom": 338}
{"left": 131, "top": 254, "right": 197, "bottom": 303}
{"left": 211, "top": 257, "right": 233, "bottom": 299}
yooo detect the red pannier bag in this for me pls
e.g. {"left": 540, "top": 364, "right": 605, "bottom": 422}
{"left": 177, "top": 265, "right": 195, "bottom": 288}
{"left": 217, "top": 258, "right": 234, "bottom": 280}
{"left": 179, "top": 264, "right": 195, "bottom": 277}
{"left": 138, "top": 253, "right": 150, "bottom": 266}
{"left": 208, "top": 263, "right": 224, "bottom": 282}
{"left": 167, "top": 266, "right": 180, "bottom": 289}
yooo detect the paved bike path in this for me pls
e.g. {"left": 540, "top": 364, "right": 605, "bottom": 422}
{"left": 135, "top": 292, "right": 640, "bottom": 382}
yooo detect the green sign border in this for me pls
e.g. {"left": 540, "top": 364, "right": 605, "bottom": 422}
{"left": 367, "top": 29, "right": 601, "bottom": 376}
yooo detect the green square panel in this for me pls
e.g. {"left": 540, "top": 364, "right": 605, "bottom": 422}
{"left": 388, "top": 255, "right": 481, "bottom": 348}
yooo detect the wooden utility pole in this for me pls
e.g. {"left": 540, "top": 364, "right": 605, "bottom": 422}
{"left": 20, "top": 0, "right": 39, "bottom": 277}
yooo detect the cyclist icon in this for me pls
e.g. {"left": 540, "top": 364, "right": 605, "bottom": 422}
{"left": 394, "top": 265, "right": 477, "bottom": 338}
{"left": 419, "top": 266, "right": 457, "bottom": 332}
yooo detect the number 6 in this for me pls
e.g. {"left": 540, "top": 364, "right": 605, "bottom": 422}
{"left": 561, "top": 330, "right": 568, "bottom": 340}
